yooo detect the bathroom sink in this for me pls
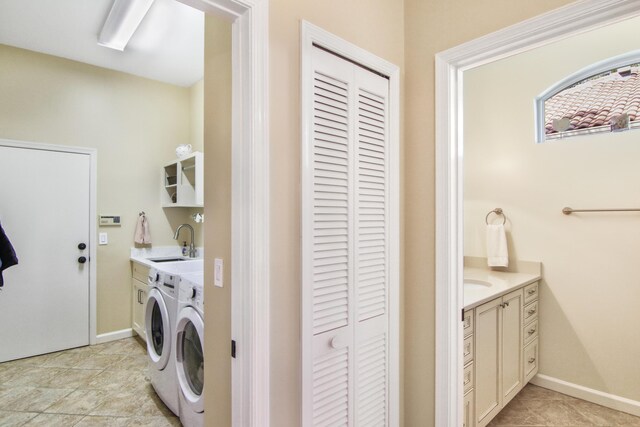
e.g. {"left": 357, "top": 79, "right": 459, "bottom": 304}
{"left": 464, "top": 279, "right": 492, "bottom": 291}
{"left": 147, "top": 257, "right": 189, "bottom": 263}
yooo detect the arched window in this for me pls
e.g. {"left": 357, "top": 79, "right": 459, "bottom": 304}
{"left": 535, "top": 50, "right": 640, "bottom": 142}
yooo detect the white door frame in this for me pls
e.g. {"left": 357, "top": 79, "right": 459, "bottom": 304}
{"left": 300, "top": 21, "right": 401, "bottom": 425}
{"left": 178, "top": 0, "right": 269, "bottom": 425}
{"left": 434, "top": 0, "right": 640, "bottom": 425}
{"left": 0, "top": 138, "right": 98, "bottom": 345}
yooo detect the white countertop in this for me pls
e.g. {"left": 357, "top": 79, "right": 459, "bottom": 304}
{"left": 130, "top": 246, "right": 204, "bottom": 277}
{"left": 463, "top": 267, "right": 541, "bottom": 310}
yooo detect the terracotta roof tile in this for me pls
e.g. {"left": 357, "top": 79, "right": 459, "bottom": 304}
{"left": 545, "top": 67, "right": 640, "bottom": 134}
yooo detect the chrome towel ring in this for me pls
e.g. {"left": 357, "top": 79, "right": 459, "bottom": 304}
{"left": 485, "top": 208, "right": 506, "bottom": 225}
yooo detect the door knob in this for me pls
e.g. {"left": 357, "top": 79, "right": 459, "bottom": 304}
{"left": 330, "top": 336, "right": 346, "bottom": 349}
{"left": 78, "top": 243, "right": 87, "bottom": 250}
{"left": 78, "top": 256, "right": 87, "bottom": 264}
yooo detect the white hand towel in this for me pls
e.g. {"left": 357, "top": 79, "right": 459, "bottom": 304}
{"left": 134, "top": 214, "right": 152, "bottom": 245}
{"left": 486, "top": 224, "right": 508, "bottom": 267}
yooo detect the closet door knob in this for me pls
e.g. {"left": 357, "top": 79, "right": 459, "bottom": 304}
{"left": 330, "top": 336, "right": 347, "bottom": 349}
{"left": 78, "top": 256, "right": 87, "bottom": 264}
{"left": 78, "top": 243, "right": 87, "bottom": 250}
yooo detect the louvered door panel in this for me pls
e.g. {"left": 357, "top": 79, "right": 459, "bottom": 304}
{"left": 312, "top": 69, "right": 351, "bottom": 336}
{"left": 356, "top": 325, "right": 388, "bottom": 426}
{"left": 313, "top": 347, "right": 350, "bottom": 426}
{"left": 354, "top": 66, "right": 390, "bottom": 427}
{"left": 307, "top": 47, "right": 356, "bottom": 427}
{"left": 357, "top": 86, "right": 388, "bottom": 323}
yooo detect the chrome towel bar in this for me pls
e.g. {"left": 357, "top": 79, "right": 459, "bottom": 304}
{"left": 562, "top": 207, "right": 640, "bottom": 215}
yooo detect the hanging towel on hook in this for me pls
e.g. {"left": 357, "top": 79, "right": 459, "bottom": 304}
{"left": 134, "top": 213, "right": 152, "bottom": 245}
{"left": 0, "top": 222, "right": 19, "bottom": 287}
{"left": 486, "top": 223, "right": 508, "bottom": 268}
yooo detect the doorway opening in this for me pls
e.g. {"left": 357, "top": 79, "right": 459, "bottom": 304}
{"left": 434, "top": 1, "right": 640, "bottom": 425}
{"left": 0, "top": 0, "right": 268, "bottom": 425}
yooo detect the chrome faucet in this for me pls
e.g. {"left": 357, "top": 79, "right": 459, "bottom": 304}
{"left": 174, "top": 224, "right": 197, "bottom": 258}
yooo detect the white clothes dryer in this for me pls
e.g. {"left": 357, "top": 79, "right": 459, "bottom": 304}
{"left": 145, "top": 268, "right": 180, "bottom": 416}
{"left": 175, "top": 273, "right": 204, "bottom": 427}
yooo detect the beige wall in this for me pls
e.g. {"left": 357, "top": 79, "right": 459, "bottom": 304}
{"left": 269, "top": 0, "right": 405, "bottom": 425}
{"left": 0, "top": 44, "right": 201, "bottom": 335}
{"left": 190, "top": 79, "right": 205, "bottom": 151}
{"left": 464, "top": 16, "right": 640, "bottom": 402}
{"left": 403, "top": 1, "right": 574, "bottom": 425}
{"left": 201, "top": 14, "right": 232, "bottom": 427}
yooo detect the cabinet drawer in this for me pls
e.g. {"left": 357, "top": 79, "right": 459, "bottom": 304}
{"left": 524, "top": 319, "right": 538, "bottom": 346}
{"left": 464, "top": 309, "right": 474, "bottom": 338}
{"left": 463, "top": 362, "right": 474, "bottom": 394}
{"left": 132, "top": 262, "right": 150, "bottom": 283}
{"left": 524, "top": 282, "right": 539, "bottom": 304}
{"left": 524, "top": 300, "right": 539, "bottom": 323}
{"left": 524, "top": 338, "right": 539, "bottom": 383}
{"left": 463, "top": 335, "right": 474, "bottom": 365}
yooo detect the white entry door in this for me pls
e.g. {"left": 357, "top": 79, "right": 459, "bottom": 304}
{"left": 0, "top": 143, "right": 91, "bottom": 362}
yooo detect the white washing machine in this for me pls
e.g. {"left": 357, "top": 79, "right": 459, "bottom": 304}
{"left": 175, "top": 272, "right": 204, "bottom": 427}
{"left": 145, "top": 268, "right": 180, "bottom": 416}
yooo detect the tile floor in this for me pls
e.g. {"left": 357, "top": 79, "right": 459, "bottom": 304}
{"left": 0, "top": 337, "right": 181, "bottom": 426}
{"left": 488, "top": 384, "right": 640, "bottom": 426}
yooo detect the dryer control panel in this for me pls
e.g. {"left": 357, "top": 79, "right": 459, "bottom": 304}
{"left": 179, "top": 277, "right": 204, "bottom": 312}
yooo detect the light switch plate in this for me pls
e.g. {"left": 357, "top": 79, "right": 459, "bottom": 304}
{"left": 99, "top": 233, "right": 108, "bottom": 245}
{"left": 214, "top": 258, "right": 223, "bottom": 288}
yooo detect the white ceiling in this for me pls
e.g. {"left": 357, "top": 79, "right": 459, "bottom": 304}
{"left": 0, "top": 0, "right": 204, "bottom": 87}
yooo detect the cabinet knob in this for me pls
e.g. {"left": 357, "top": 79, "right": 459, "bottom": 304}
{"left": 528, "top": 309, "right": 536, "bottom": 315}
{"left": 528, "top": 289, "right": 536, "bottom": 295}
{"left": 528, "top": 357, "right": 536, "bottom": 364}
{"left": 528, "top": 328, "right": 536, "bottom": 335}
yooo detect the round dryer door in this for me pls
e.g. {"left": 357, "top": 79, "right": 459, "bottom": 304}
{"left": 176, "top": 306, "right": 204, "bottom": 413}
{"left": 145, "top": 288, "right": 171, "bottom": 370}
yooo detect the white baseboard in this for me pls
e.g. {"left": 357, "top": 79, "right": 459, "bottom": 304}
{"left": 531, "top": 374, "right": 640, "bottom": 417}
{"left": 95, "top": 328, "right": 134, "bottom": 344}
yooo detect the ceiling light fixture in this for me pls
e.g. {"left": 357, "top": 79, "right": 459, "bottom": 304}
{"left": 98, "top": 0, "right": 155, "bottom": 51}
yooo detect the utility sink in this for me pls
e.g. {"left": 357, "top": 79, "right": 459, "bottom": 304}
{"left": 147, "top": 257, "right": 203, "bottom": 274}
{"left": 464, "top": 279, "right": 492, "bottom": 291}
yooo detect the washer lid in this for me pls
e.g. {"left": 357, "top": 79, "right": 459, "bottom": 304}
{"left": 176, "top": 306, "right": 204, "bottom": 413}
{"left": 145, "top": 288, "right": 171, "bottom": 370}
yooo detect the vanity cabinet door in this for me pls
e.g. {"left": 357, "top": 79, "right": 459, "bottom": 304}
{"left": 474, "top": 288, "right": 524, "bottom": 427}
{"left": 131, "top": 278, "right": 148, "bottom": 342}
{"left": 475, "top": 298, "right": 502, "bottom": 426}
{"left": 463, "top": 389, "right": 475, "bottom": 427}
{"left": 501, "top": 289, "right": 524, "bottom": 406}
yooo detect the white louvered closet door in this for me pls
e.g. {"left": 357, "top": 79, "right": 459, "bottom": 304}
{"left": 303, "top": 46, "right": 391, "bottom": 427}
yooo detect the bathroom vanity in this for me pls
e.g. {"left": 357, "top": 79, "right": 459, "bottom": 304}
{"left": 463, "top": 259, "right": 541, "bottom": 427}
